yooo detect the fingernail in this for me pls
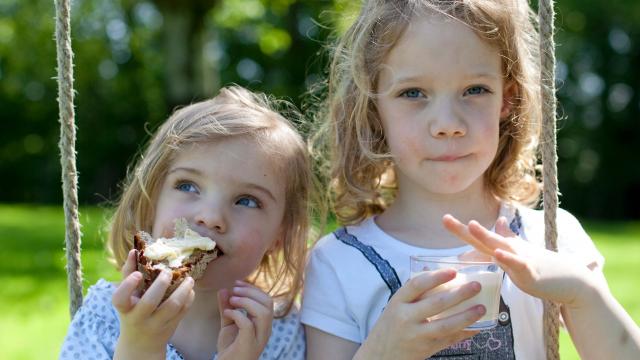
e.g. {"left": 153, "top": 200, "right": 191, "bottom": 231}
{"left": 233, "top": 287, "right": 242, "bottom": 293}
{"left": 131, "top": 272, "right": 142, "bottom": 280}
{"left": 470, "top": 281, "right": 481, "bottom": 291}
{"left": 476, "top": 305, "right": 486, "bottom": 315}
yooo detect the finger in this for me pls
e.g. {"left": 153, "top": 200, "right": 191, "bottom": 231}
{"left": 229, "top": 295, "right": 273, "bottom": 321}
{"left": 218, "top": 288, "right": 234, "bottom": 327}
{"left": 223, "top": 308, "right": 256, "bottom": 341}
{"left": 494, "top": 249, "right": 531, "bottom": 277}
{"left": 393, "top": 268, "right": 457, "bottom": 303}
{"left": 164, "top": 281, "right": 196, "bottom": 329}
{"left": 121, "top": 249, "right": 137, "bottom": 277}
{"left": 232, "top": 282, "right": 273, "bottom": 310}
{"left": 414, "top": 280, "right": 482, "bottom": 319}
{"left": 112, "top": 271, "right": 142, "bottom": 313}
{"left": 419, "top": 304, "right": 486, "bottom": 338}
{"left": 135, "top": 270, "right": 172, "bottom": 315}
{"left": 442, "top": 215, "right": 494, "bottom": 256}
{"left": 230, "top": 295, "right": 273, "bottom": 345}
{"left": 155, "top": 277, "right": 195, "bottom": 321}
{"left": 467, "top": 220, "right": 516, "bottom": 254}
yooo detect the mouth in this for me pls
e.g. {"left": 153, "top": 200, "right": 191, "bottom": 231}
{"left": 430, "top": 154, "right": 469, "bottom": 162}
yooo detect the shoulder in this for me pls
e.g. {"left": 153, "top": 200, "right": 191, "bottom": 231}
{"left": 309, "top": 218, "right": 378, "bottom": 259}
{"left": 516, "top": 205, "right": 588, "bottom": 240}
{"left": 262, "top": 306, "right": 305, "bottom": 359}
{"left": 74, "top": 279, "right": 119, "bottom": 323}
{"left": 59, "top": 279, "right": 120, "bottom": 360}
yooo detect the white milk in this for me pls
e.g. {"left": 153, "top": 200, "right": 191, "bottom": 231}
{"left": 411, "top": 270, "right": 502, "bottom": 329}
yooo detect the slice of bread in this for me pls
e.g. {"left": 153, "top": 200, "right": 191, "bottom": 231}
{"left": 134, "top": 220, "right": 218, "bottom": 300}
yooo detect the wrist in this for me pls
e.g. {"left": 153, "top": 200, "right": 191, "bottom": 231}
{"left": 114, "top": 336, "right": 166, "bottom": 360}
{"left": 564, "top": 273, "right": 604, "bottom": 311}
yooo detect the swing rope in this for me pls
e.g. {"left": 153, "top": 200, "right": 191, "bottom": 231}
{"left": 55, "top": 0, "right": 83, "bottom": 317}
{"left": 539, "top": 0, "right": 561, "bottom": 359}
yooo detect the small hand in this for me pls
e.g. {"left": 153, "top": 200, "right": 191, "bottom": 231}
{"left": 442, "top": 214, "right": 597, "bottom": 309}
{"left": 112, "top": 249, "right": 195, "bottom": 359}
{"left": 357, "top": 269, "right": 485, "bottom": 360}
{"left": 217, "top": 280, "right": 274, "bottom": 360}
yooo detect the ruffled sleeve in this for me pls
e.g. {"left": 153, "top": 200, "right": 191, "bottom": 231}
{"left": 59, "top": 279, "right": 121, "bottom": 360}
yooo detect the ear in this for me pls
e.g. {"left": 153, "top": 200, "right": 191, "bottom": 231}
{"left": 500, "top": 82, "right": 516, "bottom": 119}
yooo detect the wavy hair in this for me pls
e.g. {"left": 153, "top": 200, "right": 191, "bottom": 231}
{"left": 108, "top": 85, "right": 312, "bottom": 316}
{"left": 313, "top": 0, "right": 542, "bottom": 225}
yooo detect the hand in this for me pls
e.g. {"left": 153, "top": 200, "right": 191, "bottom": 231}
{"left": 442, "top": 214, "right": 597, "bottom": 309}
{"left": 356, "top": 269, "right": 485, "bottom": 360}
{"left": 217, "top": 280, "right": 274, "bottom": 360}
{"left": 112, "top": 249, "right": 195, "bottom": 359}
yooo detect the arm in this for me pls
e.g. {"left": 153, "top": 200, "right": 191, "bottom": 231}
{"left": 305, "top": 326, "right": 359, "bottom": 360}
{"left": 443, "top": 215, "right": 640, "bottom": 359}
{"left": 561, "top": 269, "right": 640, "bottom": 360}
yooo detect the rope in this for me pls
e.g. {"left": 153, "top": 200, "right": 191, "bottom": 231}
{"left": 538, "top": 0, "right": 560, "bottom": 359}
{"left": 55, "top": 0, "right": 83, "bottom": 317}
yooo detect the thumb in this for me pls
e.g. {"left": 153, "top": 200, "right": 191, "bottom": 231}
{"left": 218, "top": 288, "right": 233, "bottom": 326}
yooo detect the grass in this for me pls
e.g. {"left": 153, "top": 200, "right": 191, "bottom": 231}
{"left": 0, "top": 204, "right": 638, "bottom": 359}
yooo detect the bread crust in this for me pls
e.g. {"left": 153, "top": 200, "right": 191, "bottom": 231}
{"left": 134, "top": 231, "right": 218, "bottom": 299}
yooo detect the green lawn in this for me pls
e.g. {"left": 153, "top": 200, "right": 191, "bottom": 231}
{"left": 1, "top": 204, "right": 638, "bottom": 359}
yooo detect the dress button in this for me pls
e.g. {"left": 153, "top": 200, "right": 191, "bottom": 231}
{"left": 499, "top": 311, "right": 510, "bottom": 324}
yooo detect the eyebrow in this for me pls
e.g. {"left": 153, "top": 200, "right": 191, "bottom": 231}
{"left": 168, "top": 167, "right": 203, "bottom": 176}
{"left": 168, "top": 167, "right": 277, "bottom": 202}
{"left": 392, "top": 72, "right": 501, "bottom": 85}
{"left": 241, "top": 182, "right": 277, "bottom": 202}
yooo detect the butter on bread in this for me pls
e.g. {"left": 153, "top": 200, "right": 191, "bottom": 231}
{"left": 134, "top": 218, "right": 218, "bottom": 299}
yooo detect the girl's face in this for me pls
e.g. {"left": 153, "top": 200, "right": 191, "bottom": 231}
{"left": 376, "top": 13, "right": 512, "bottom": 197}
{"left": 152, "top": 136, "right": 286, "bottom": 292}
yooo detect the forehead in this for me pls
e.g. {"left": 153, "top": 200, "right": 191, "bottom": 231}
{"left": 171, "top": 137, "right": 286, "bottom": 196}
{"left": 381, "top": 12, "right": 502, "bottom": 81}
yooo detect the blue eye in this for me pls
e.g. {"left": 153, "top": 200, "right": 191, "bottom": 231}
{"left": 464, "top": 86, "right": 489, "bottom": 96}
{"left": 236, "top": 196, "right": 260, "bottom": 208}
{"left": 175, "top": 181, "right": 199, "bottom": 194}
{"left": 401, "top": 89, "right": 424, "bottom": 98}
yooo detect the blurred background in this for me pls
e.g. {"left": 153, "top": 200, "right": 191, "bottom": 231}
{"left": 1, "top": 0, "right": 638, "bottom": 359}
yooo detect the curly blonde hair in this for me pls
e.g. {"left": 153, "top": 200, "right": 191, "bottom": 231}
{"left": 313, "top": 0, "right": 542, "bottom": 225}
{"left": 108, "top": 85, "right": 312, "bottom": 316}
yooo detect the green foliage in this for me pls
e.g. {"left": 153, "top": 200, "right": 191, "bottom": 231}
{"left": 0, "top": 0, "right": 639, "bottom": 219}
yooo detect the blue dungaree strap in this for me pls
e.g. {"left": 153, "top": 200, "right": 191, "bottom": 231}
{"left": 333, "top": 227, "right": 402, "bottom": 299}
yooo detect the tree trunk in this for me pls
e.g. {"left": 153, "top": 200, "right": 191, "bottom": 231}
{"left": 152, "top": 0, "right": 219, "bottom": 109}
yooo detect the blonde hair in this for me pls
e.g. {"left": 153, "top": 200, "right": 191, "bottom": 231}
{"left": 314, "top": 0, "right": 542, "bottom": 225}
{"left": 108, "top": 85, "right": 312, "bottom": 316}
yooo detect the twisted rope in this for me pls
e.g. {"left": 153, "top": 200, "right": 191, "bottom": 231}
{"left": 539, "top": 0, "right": 560, "bottom": 359}
{"left": 55, "top": 0, "right": 83, "bottom": 317}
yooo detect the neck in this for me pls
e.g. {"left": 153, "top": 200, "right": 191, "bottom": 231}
{"left": 170, "top": 288, "right": 221, "bottom": 359}
{"left": 377, "top": 177, "right": 500, "bottom": 248}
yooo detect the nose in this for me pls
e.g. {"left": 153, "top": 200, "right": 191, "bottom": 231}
{"left": 429, "top": 98, "right": 467, "bottom": 139}
{"left": 194, "top": 204, "right": 227, "bottom": 234}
